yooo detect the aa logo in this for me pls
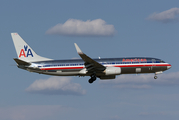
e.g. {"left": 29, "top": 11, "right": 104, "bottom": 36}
{"left": 19, "top": 45, "right": 33, "bottom": 58}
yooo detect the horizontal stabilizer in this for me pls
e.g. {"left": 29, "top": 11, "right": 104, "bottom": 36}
{"left": 14, "top": 58, "right": 31, "bottom": 65}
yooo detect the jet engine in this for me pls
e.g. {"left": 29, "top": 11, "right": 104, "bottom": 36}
{"left": 104, "top": 67, "right": 121, "bottom": 75}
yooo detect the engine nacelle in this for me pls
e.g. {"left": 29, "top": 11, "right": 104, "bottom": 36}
{"left": 104, "top": 67, "right": 121, "bottom": 75}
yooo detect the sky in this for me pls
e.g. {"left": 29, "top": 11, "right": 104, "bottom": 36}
{"left": 1, "top": 0, "right": 179, "bottom": 120}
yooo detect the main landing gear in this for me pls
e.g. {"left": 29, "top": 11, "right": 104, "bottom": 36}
{"left": 88, "top": 74, "right": 96, "bottom": 84}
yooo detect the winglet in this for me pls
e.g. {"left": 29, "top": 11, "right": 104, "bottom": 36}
{"left": 74, "top": 43, "right": 106, "bottom": 70}
{"left": 74, "top": 43, "right": 83, "bottom": 54}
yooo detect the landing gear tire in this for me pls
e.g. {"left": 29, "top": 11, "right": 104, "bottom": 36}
{"left": 88, "top": 79, "right": 94, "bottom": 83}
{"left": 88, "top": 75, "right": 96, "bottom": 84}
{"left": 154, "top": 76, "right": 158, "bottom": 79}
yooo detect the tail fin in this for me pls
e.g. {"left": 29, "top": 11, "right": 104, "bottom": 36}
{"left": 11, "top": 33, "right": 52, "bottom": 62}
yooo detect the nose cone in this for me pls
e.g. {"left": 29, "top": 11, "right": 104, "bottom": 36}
{"left": 167, "top": 64, "right": 172, "bottom": 69}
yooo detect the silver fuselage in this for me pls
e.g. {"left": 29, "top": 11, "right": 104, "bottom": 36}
{"left": 18, "top": 57, "right": 171, "bottom": 79}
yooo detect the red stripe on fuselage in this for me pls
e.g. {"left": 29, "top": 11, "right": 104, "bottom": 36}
{"left": 40, "top": 66, "right": 84, "bottom": 70}
{"left": 113, "top": 63, "right": 171, "bottom": 68}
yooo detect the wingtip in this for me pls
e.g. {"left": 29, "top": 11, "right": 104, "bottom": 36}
{"left": 74, "top": 43, "right": 83, "bottom": 54}
{"left": 11, "top": 33, "right": 18, "bottom": 36}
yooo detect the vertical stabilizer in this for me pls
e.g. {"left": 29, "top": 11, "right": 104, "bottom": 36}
{"left": 11, "top": 33, "right": 52, "bottom": 62}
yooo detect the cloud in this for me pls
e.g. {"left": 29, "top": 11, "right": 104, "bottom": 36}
{"left": 147, "top": 7, "right": 179, "bottom": 23}
{"left": 100, "top": 72, "right": 179, "bottom": 89}
{"left": 46, "top": 19, "right": 116, "bottom": 37}
{"left": 0, "top": 105, "right": 72, "bottom": 120}
{"left": 26, "top": 77, "right": 86, "bottom": 95}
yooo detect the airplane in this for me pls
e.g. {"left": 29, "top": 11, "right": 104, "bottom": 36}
{"left": 11, "top": 33, "right": 172, "bottom": 83}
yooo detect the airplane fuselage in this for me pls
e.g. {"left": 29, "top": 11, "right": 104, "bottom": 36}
{"left": 19, "top": 57, "right": 171, "bottom": 80}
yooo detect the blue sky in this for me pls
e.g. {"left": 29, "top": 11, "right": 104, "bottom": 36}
{"left": 1, "top": 0, "right": 179, "bottom": 120}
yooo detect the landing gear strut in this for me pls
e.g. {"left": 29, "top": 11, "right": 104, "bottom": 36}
{"left": 88, "top": 74, "right": 96, "bottom": 83}
{"left": 154, "top": 71, "right": 163, "bottom": 79}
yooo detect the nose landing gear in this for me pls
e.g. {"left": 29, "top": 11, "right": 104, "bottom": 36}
{"left": 154, "top": 71, "right": 163, "bottom": 79}
{"left": 154, "top": 75, "right": 158, "bottom": 79}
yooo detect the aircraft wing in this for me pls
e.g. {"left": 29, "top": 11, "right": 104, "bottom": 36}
{"left": 74, "top": 43, "right": 106, "bottom": 72}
